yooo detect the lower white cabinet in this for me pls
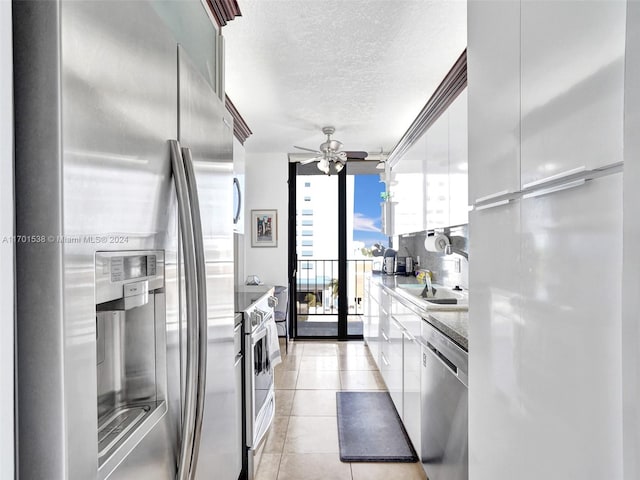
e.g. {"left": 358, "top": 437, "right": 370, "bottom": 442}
{"left": 364, "top": 276, "right": 382, "bottom": 366}
{"left": 363, "top": 280, "right": 432, "bottom": 457}
{"left": 388, "top": 317, "right": 404, "bottom": 418}
{"left": 379, "top": 313, "right": 392, "bottom": 395}
{"left": 402, "top": 330, "right": 421, "bottom": 455}
{"left": 470, "top": 174, "right": 623, "bottom": 480}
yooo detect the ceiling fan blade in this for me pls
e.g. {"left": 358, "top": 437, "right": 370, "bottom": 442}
{"left": 345, "top": 151, "right": 369, "bottom": 160}
{"left": 299, "top": 156, "right": 323, "bottom": 165}
{"left": 294, "top": 145, "right": 322, "bottom": 154}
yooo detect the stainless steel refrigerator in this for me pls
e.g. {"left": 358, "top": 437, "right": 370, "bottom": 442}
{"left": 13, "top": 1, "right": 239, "bottom": 479}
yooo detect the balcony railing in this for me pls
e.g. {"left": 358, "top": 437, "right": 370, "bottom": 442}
{"left": 296, "top": 259, "right": 372, "bottom": 316}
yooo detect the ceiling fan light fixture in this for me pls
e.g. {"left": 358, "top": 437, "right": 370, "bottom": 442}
{"left": 318, "top": 158, "right": 330, "bottom": 173}
{"left": 293, "top": 126, "right": 367, "bottom": 176}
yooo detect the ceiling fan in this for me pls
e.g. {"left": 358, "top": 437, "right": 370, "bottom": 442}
{"left": 293, "top": 126, "right": 368, "bottom": 174}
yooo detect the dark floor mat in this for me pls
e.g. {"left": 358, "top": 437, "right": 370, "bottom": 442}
{"left": 336, "top": 391, "right": 418, "bottom": 462}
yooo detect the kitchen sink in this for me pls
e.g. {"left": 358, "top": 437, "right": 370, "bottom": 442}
{"left": 396, "top": 283, "right": 468, "bottom": 311}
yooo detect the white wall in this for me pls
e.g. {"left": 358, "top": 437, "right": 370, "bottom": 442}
{"left": 242, "top": 153, "right": 289, "bottom": 286}
{"left": 1, "top": 2, "right": 14, "bottom": 478}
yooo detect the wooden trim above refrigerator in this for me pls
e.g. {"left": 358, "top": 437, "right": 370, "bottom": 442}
{"left": 205, "top": 0, "right": 242, "bottom": 28}
{"left": 225, "top": 94, "right": 253, "bottom": 145}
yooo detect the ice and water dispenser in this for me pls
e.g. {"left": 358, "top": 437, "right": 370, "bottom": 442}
{"left": 95, "top": 250, "right": 167, "bottom": 477}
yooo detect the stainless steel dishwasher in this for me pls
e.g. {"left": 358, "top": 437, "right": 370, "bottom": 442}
{"left": 420, "top": 320, "right": 468, "bottom": 480}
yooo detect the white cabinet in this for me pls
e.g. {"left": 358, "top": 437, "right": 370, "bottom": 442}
{"left": 467, "top": 0, "right": 521, "bottom": 204}
{"left": 391, "top": 134, "right": 427, "bottom": 235}
{"left": 391, "top": 87, "right": 468, "bottom": 232}
{"left": 468, "top": 2, "right": 626, "bottom": 478}
{"left": 379, "top": 288, "right": 392, "bottom": 387}
{"left": 364, "top": 277, "right": 381, "bottom": 366}
{"left": 469, "top": 0, "right": 625, "bottom": 201}
{"left": 379, "top": 288, "right": 402, "bottom": 416}
{"left": 425, "top": 111, "right": 450, "bottom": 230}
{"left": 402, "top": 332, "right": 420, "bottom": 455}
{"left": 232, "top": 137, "right": 245, "bottom": 233}
{"left": 388, "top": 317, "right": 404, "bottom": 418}
{"left": 392, "top": 298, "right": 422, "bottom": 454}
{"left": 518, "top": 174, "right": 622, "bottom": 479}
{"left": 470, "top": 175, "right": 623, "bottom": 480}
{"left": 448, "top": 90, "right": 468, "bottom": 226}
{"left": 363, "top": 276, "right": 372, "bottom": 341}
{"left": 520, "top": 1, "right": 625, "bottom": 188}
{"left": 468, "top": 200, "right": 521, "bottom": 480}
{"left": 622, "top": 7, "right": 640, "bottom": 479}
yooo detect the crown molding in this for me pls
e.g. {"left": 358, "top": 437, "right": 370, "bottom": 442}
{"left": 387, "top": 49, "right": 467, "bottom": 168}
{"left": 225, "top": 94, "right": 253, "bottom": 145}
{"left": 205, "top": 0, "right": 242, "bottom": 28}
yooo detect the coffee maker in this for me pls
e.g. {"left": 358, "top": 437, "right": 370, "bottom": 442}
{"left": 396, "top": 256, "right": 414, "bottom": 276}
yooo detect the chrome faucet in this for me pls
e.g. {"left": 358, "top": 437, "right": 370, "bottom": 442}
{"left": 421, "top": 272, "right": 433, "bottom": 298}
{"left": 445, "top": 244, "right": 468, "bottom": 260}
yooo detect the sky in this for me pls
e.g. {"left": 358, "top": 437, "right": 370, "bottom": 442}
{"left": 352, "top": 174, "right": 388, "bottom": 248}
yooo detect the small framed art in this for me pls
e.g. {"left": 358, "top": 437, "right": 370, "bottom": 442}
{"left": 251, "top": 209, "right": 277, "bottom": 247}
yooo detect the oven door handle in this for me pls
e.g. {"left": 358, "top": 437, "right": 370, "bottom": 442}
{"left": 245, "top": 326, "right": 269, "bottom": 449}
{"left": 170, "top": 140, "right": 198, "bottom": 480}
{"left": 251, "top": 326, "right": 268, "bottom": 346}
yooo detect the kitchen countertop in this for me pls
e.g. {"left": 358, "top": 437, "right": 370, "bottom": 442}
{"left": 234, "top": 285, "right": 274, "bottom": 312}
{"left": 371, "top": 273, "right": 469, "bottom": 351}
{"left": 422, "top": 310, "right": 468, "bottom": 351}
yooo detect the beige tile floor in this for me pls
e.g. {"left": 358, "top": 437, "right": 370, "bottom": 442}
{"left": 255, "top": 340, "right": 428, "bottom": 480}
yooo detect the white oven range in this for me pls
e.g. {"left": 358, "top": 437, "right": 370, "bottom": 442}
{"left": 238, "top": 288, "right": 279, "bottom": 479}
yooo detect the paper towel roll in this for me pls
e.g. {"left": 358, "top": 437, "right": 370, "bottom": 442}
{"left": 424, "top": 234, "right": 450, "bottom": 253}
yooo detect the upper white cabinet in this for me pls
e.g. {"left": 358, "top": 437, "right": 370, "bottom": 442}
{"left": 467, "top": 0, "right": 521, "bottom": 204}
{"left": 391, "top": 133, "right": 427, "bottom": 236}
{"left": 448, "top": 89, "right": 468, "bottom": 226}
{"left": 390, "top": 85, "right": 468, "bottom": 233}
{"left": 232, "top": 137, "right": 245, "bottom": 234}
{"left": 520, "top": 0, "right": 625, "bottom": 187}
{"left": 425, "top": 110, "right": 450, "bottom": 230}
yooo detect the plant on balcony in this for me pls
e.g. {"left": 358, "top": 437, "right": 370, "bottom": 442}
{"left": 329, "top": 278, "right": 339, "bottom": 297}
{"left": 304, "top": 293, "right": 317, "bottom": 307}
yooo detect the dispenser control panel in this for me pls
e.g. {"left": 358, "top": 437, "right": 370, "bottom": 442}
{"left": 95, "top": 250, "right": 164, "bottom": 305}
{"left": 110, "top": 254, "right": 157, "bottom": 282}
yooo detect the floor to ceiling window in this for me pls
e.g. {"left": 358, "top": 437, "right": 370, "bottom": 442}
{"left": 288, "top": 160, "right": 388, "bottom": 340}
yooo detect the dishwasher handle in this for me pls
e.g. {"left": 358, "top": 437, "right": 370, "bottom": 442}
{"left": 421, "top": 337, "right": 468, "bottom": 387}
{"left": 425, "top": 342, "right": 457, "bottom": 375}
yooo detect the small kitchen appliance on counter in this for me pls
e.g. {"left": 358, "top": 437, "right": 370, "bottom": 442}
{"left": 396, "top": 256, "right": 407, "bottom": 275}
{"left": 382, "top": 249, "right": 397, "bottom": 275}
{"left": 405, "top": 257, "right": 414, "bottom": 275}
{"left": 396, "top": 256, "right": 416, "bottom": 275}
{"left": 396, "top": 256, "right": 414, "bottom": 276}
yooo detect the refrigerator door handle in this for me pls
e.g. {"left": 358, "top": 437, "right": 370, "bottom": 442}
{"left": 181, "top": 146, "right": 209, "bottom": 477}
{"left": 170, "top": 140, "right": 199, "bottom": 480}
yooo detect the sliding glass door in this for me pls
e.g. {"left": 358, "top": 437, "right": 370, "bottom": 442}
{"left": 288, "top": 160, "right": 386, "bottom": 340}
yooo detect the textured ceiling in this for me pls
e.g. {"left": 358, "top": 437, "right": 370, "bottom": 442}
{"left": 224, "top": 0, "right": 466, "bottom": 158}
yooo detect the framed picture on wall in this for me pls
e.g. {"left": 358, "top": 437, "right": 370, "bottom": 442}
{"left": 251, "top": 209, "right": 277, "bottom": 247}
